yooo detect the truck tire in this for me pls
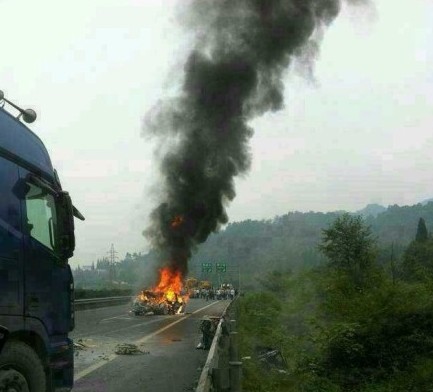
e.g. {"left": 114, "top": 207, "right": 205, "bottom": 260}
{"left": 0, "top": 341, "right": 46, "bottom": 392}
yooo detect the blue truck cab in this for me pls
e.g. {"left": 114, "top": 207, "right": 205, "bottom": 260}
{"left": 0, "top": 91, "right": 83, "bottom": 392}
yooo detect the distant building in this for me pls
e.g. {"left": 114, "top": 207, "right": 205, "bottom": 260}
{"left": 95, "top": 269, "right": 109, "bottom": 277}
{"left": 81, "top": 265, "right": 93, "bottom": 271}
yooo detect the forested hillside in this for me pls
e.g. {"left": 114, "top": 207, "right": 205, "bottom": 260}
{"left": 73, "top": 202, "right": 433, "bottom": 290}
{"left": 239, "top": 214, "right": 433, "bottom": 391}
{"left": 189, "top": 202, "right": 433, "bottom": 287}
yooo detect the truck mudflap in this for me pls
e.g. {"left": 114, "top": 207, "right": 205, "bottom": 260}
{"left": 48, "top": 338, "right": 73, "bottom": 391}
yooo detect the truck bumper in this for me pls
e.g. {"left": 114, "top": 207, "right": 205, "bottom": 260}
{"left": 48, "top": 337, "right": 74, "bottom": 391}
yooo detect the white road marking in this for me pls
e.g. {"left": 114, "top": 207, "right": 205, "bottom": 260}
{"left": 135, "top": 301, "right": 216, "bottom": 345}
{"left": 100, "top": 314, "right": 129, "bottom": 322}
{"left": 72, "top": 316, "right": 164, "bottom": 340}
{"left": 74, "top": 301, "right": 221, "bottom": 381}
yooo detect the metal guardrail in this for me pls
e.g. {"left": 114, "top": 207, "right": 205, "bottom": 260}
{"left": 196, "top": 297, "right": 241, "bottom": 392}
{"left": 74, "top": 296, "right": 133, "bottom": 310}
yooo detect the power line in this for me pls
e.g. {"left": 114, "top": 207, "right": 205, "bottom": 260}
{"left": 107, "top": 243, "right": 118, "bottom": 265}
{"left": 107, "top": 243, "right": 118, "bottom": 283}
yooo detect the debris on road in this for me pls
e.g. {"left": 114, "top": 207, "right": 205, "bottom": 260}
{"left": 115, "top": 343, "right": 149, "bottom": 355}
{"left": 73, "top": 342, "right": 86, "bottom": 351}
{"left": 73, "top": 338, "right": 97, "bottom": 350}
{"left": 257, "top": 347, "right": 288, "bottom": 371}
{"left": 196, "top": 316, "right": 219, "bottom": 350}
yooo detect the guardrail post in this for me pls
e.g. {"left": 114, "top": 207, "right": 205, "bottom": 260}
{"left": 229, "top": 331, "right": 242, "bottom": 391}
{"left": 212, "top": 367, "right": 223, "bottom": 391}
{"left": 218, "top": 321, "right": 231, "bottom": 392}
{"left": 229, "top": 361, "right": 242, "bottom": 392}
{"left": 230, "top": 319, "right": 237, "bottom": 332}
{"left": 229, "top": 332, "right": 239, "bottom": 362}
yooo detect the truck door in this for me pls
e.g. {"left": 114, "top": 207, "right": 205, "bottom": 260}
{"left": 0, "top": 156, "right": 23, "bottom": 315}
{"left": 19, "top": 168, "right": 72, "bottom": 334}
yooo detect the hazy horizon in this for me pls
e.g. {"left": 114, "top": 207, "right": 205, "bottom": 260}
{"left": 1, "top": 0, "right": 432, "bottom": 265}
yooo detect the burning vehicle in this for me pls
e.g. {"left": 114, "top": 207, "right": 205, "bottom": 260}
{"left": 131, "top": 289, "right": 185, "bottom": 316}
{"left": 131, "top": 268, "right": 187, "bottom": 316}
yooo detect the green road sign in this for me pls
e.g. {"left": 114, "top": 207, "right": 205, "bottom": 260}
{"left": 216, "top": 263, "right": 226, "bottom": 273}
{"left": 201, "top": 262, "right": 212, "bottom": 273}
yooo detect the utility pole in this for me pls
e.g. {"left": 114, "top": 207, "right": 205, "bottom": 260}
{"left": 238, "top": 259, "right": 241, "bottom": 295}
{"left": 107, "top": 243, "right": 118, "bottom": 284}
{"left": 390, "top": 242, "right": 396, "bottom": 285}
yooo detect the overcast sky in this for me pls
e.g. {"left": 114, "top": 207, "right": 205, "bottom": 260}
{"left": 1, "top": 0, "right": 432, "bottom": 266}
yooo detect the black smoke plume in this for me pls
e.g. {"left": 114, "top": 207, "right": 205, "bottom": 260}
{"left": 143, "top": 0, "right": 369, "bottom": 277}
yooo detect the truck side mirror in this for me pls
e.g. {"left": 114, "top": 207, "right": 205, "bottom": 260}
{"left": 56, "top": 191, "right": 75, "bottom": 259}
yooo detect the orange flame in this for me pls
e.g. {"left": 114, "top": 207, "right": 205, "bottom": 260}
{"left": 171, "top": 215, "right": 184, "bottom": 228}
{"left": 153, "top": 267, "right": 188, "bottom": 304}
{"left": 154, "top": 267, "right": 182, "bottom": 293}
{"left": 133, "top": 267, "right": 189, "bottom": 314}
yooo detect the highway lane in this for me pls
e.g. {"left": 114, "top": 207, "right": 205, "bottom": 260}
{"left": 71, "top": 299, "right": 230, "bottom": 392}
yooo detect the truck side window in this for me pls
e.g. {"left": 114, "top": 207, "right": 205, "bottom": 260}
{"left": 25, "top": 183, "right": 57, "bottom": 251}
{"left": 0, "top": 157, "right": 21, "bottom": 259}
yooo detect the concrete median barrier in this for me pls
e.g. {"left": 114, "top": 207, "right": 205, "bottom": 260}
{"left": 74, "top": 296, "right": 133, "bottom": 311}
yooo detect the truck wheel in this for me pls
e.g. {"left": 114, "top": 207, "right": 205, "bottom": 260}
{"left": 0, "top": 341, "right": 46, "bottom": 392}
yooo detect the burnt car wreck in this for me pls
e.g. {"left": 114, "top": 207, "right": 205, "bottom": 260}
{"left": 131, "top": 290, "right": 186, "bottom": 316}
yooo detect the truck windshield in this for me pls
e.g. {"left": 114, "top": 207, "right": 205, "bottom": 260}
{"left": 25, "top": 182, "right": 57, "bottom": 251}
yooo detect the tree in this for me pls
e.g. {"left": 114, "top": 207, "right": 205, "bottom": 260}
{"left": 400, "top": 218, "right": 433, "bottom": 281}
{"left": 319, "top": 214, "right": 377, "bottom": 287}
{"left": 416, "top": 217, "right": 428, "bottom": 242}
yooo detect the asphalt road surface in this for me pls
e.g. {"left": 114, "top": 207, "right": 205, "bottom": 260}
{"left": 71, "top": 299, "right": 230, "bottom": 392}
